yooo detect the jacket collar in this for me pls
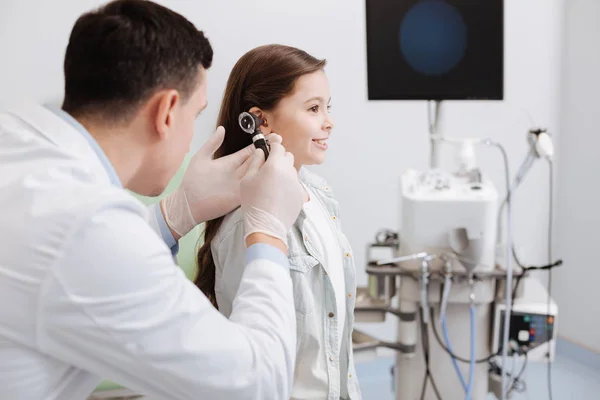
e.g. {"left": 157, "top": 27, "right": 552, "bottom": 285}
{"left": 299, "top": 166, "right": 334, "bottom": 200}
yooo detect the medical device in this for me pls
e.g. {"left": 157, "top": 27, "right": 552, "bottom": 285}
{"left": 238, "top": 111, "right": 269, "bottom": 159}
{"left": 352, "top": 127, "right": 560, "bottom": 400}
{"left": 492, "top": 277, "right": 557, "bottom": 361}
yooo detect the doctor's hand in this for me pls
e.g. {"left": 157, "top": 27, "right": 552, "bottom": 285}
{"left": 161, "top": 126, "right": 283, "bottom": 238}
{"left": 240, "top": 142, "right": 304, "bottom": 250}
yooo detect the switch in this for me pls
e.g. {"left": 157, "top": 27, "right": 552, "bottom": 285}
{"left": 518, "top": 330, "right": 529, "bottom": 342}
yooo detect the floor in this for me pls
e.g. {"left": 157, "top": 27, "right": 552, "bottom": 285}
{"left": 355, "top": 339, "right": 600, "bottom": 400}
{"left": 94, "top": 339, "right": 599, "bottom": 400}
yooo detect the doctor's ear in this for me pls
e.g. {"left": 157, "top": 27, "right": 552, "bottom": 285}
{"left": 154, "top": 90, "right": 179, "bottom": 139}
{"left": 248, "top": 106, "right": 271, "bottom": 133}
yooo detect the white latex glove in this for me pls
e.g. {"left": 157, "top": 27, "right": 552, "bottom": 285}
{"left": 240, "top": 142, "right": 304, "bottom": 248}
{"left": 162, "top": 126, "right": 282, "bottom": 237}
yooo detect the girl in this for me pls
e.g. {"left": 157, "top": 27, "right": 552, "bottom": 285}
{"left": 196, "top": 44, "right": 362, "bottom": 400}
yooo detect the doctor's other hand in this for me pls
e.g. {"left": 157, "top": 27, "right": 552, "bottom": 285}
{"left": 162, "top": 126, "right": 259, "bottom": 238}
{"left": 161, "top": 129, "right": 284, "bottom": 238}
{"left": 240, "top": 142, "right": 304, "bottom": 250}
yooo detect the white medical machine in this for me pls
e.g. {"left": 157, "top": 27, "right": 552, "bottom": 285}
{"left": 352, "top": 127, "right": 559, "bottom": 400}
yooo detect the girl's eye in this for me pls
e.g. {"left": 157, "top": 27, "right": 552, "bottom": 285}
{"left": 309, "top": 105, "right": 319, "bottom": 113}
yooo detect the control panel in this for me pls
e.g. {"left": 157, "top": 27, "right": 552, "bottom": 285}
{"left": 498, "top": 311, "right": 555, "bottom": 355}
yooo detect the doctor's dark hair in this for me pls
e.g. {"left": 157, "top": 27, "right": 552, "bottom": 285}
{"left": 61, "top": 0, "right": 213, "bottom": 121}
{"left": 194, "top": 44, "right": 326, "bottom": 308}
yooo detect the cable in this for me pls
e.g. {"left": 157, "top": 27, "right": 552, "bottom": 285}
{"left": 496, "top": 147, "right": 561, "bottom": 304}
{"left": 546, "top": 158, "right": 554, "bottom": 400}
{"left": 441, "top": 314, "right": 468, "bottom": 391}
{"left": 419, "top": 369, "right": 429, "bottom": 400}
{"left": 511, "top": 272, "right": 525, "bottom": 304}
{"left": 419, "top": 308, "right": 443, "bottom": 400}
{"left": 506, "top": 157, "right": 556, "bottom": 400}
{"left": 438, "top": 303, "right": 476, "bottom": 399}
{"left": 502, "top": 149, "right": 562, "bottom": 305}
{"left": 465, "top": 304, "right": 476, "bottom": 400}
{"left": 508, "top": 352, "right": 529, "bottom": 396}
{"left": 512, "top": 243, "right": 527, "bottom": 270}
{"left": 489, "top": 351, "right": 529, "bottom": 397}
{"left": 432, "top": 308, "right": 498, "bottom": 363}
{"left": 496, "top": 150, "right": 535, "bottom": 246}
{"left": 430, "top": 308, "right": 499, "bottom": 364}
{"left": 508, "top": 158, "right": 559, "bottom": 398}
{"left": 486, "top": 141, "right": 513, "bottom": 400}
{"left": 420, "top": 308, "right": 443, "bottom": 400}
{"left": 505, "top": 353, "right": 518, "bottom": 394}
{"left": 511, "top": 260, "right": 563, "bottom": 304}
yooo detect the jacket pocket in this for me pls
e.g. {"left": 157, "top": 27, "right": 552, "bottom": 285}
{"left": 288, "top": 254, "right": 319, "bottom": 315}
{"left": 288, "top": 254, "right": 319, "bottom": 273}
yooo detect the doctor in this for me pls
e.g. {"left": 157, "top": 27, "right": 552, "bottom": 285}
{"left": 0, "top": 1, "right": 304, "bottom": 399}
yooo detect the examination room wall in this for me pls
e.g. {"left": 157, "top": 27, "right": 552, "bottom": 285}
{"left": 0, "top": 0, "right": 564, "bottom": 343}
{"left": 554, "top": 0, "right": 600, "bottom": 354}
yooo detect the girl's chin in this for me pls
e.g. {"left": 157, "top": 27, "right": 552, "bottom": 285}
{"left": 303, "top": 156, "right": 326, "bottom": 166}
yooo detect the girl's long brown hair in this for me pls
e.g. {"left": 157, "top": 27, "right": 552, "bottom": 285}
{"left": 195, "top": 44, "right": 326, "bottom": 307}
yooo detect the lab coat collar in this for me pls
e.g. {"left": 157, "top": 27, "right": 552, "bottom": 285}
{"left": 6, "top": 101, "right": 123, "bottom": 188}
{"left": 45, "top": 105, "right": 122, "bottom": 188}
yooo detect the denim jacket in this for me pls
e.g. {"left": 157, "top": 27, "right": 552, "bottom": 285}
{"left": 212, "top": 167, "right": 362, "bottom": 400}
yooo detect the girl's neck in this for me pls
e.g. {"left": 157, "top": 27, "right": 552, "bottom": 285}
{"left": 303, "top": 187, "right": 310, "bottom": 203}
{"left": 295, "top": 165, "right": 310, "bottom": 203}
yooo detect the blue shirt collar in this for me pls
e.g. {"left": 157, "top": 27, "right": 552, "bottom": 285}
{"left": 45, "top": 105, "right": 123, "bottom": 188}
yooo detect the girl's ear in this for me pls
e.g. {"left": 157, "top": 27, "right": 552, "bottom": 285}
{"left": 249, "top": 106, "right": 272, "bottom": 134}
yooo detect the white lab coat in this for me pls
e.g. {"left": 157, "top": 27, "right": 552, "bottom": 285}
{"left": 0, "top": 102, "right": 296, "bottom": 400}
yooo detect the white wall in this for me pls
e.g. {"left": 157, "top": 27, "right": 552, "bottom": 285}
{"left": 555, "top": 0, "right": 600, "bottom": 353}
{"left": 0, "top": 0, "right": 565, "bottom": 342}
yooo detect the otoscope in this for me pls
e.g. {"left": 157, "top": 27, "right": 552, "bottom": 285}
{"left": 238, "top": 111, "right": 269, "bottom": 160}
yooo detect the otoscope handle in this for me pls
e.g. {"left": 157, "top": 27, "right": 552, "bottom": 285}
{"left": 252, "top": 135, "right": 269, "bottom": 160}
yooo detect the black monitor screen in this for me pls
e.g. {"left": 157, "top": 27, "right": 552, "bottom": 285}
{"left": 366, "top": 0, "right": 504, "bottom": 100}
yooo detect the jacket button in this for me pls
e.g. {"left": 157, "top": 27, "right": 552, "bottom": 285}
{"left": 329, "top": 355, "right": 334, "bottom": 362}
{"left": 325, "top": 187, "right": 329, "bottom": 191}
{"left": 332, "top": 215, "right": 337, "bottom": 221}
{"left": 348, "top": 293, "right": 352, "bottom": 299}
{"left": 345, "top": 252, "right": 351, "bottom": 258}
{"left": 328, "top": 312, "right": 335, "bottom": 318}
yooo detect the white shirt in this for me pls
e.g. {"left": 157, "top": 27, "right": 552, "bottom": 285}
{"left": 302, "top": 186, "right": 346, "bottom": 353}
{"left": 0, "top": 102, "right": 296, "bottom": 400}
{"left": 301, "top": 186, "right": 348, "bottom": 399}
